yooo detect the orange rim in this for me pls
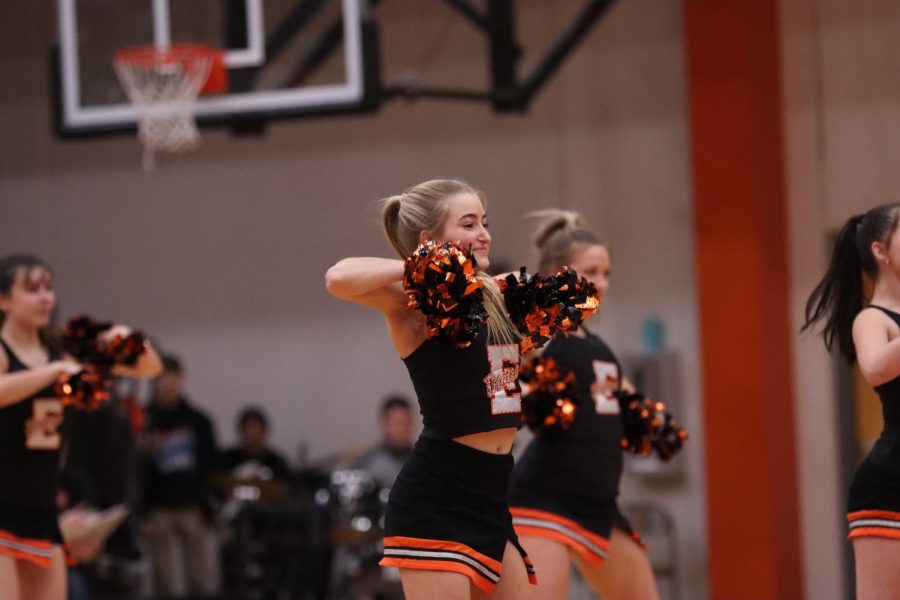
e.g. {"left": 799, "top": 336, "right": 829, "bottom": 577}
{"left": 113, "top": 44, "right": 227, "bottom": 95}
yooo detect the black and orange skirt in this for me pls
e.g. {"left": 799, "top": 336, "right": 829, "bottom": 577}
{"left": 847, "top": 428, "right": 900, "bottom": 542}
{"left": 379, "top": 436, "right": 537, "bottom": 593}
{"left": 0, "top": 503, "right": 63, "bottom": 567}
{"left": 508, "top": 482, "right": 643, "bottom": 568}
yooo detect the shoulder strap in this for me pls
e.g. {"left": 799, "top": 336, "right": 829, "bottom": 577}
{"left": 0, "top": 337, "right": 56, "bottom": 369}
{"left": 866, "top": 305, "right": 900, "bottom": 326}
{"left": 0, "top": 337, "right": 15, "bottom": 362}
{"left": 0, "top": 337, "right": 23, "bottom": 373}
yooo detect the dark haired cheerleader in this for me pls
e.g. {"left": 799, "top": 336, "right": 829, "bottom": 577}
{"left": 803, "top": 203, "right": 900, "bottom": 600}
{"left": 0, "top": 254, "right": 162, "bottom": 600}
{"left": 326, "top": 179, "right": 546, "bottom": 600}
{"left": 507, "top": 210, "right": 662, "bottom": 600}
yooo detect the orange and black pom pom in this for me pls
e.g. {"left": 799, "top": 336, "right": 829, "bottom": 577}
{"left": 61, "top": 315, "right": 113, "bottom": 363}
{"left": 101, "top": 331, "right": 148, "bottom": 366}
{"left": 55, "top": 368, "right": 109, "bottom": 411}
{"left": 519, "top": 357, "right": 580, "bottom": 435}
{"left": 654, "top": 412, "right": 688, "bottom": 461}
{"left": 62, "top": 315, "right": 147, "bottom": 367}
{"left": 58, "top": 315, "right": 150, "bottom": 410}
{"left": 616, "top": 391, "right": 687, "bottom": 461}
{"left": 403, "top": 240, "right": 487, "bottom": 348}
{"left": 499, "top": 267, "right": 600, "bottom": 353}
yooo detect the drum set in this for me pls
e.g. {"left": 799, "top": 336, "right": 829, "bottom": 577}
{"left": 216, "top": 464, "right": 401, "bottom": 600}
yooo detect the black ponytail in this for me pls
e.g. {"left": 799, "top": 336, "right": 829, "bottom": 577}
{"left": 802, "top": 204, "right": 900, "bottom": 361}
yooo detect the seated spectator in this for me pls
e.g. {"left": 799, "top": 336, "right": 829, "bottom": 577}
{"left": 349, "top": 395, "right": 415, "bottom": 489}
{"left": 218, "top": 407, "right": 290, "bottom": 485}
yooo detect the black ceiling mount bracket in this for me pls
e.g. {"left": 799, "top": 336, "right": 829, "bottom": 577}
{"left": 512, "top": 0, "right": 617, "bottom": 110}
{"left": 437, "top": 0, "right": 489, "bottom": 32}
{"left": 261, "top": 0, "right": 616, "bottom": 114}
{"left": 383, "top": 0, "right": 618, "bottom": 112}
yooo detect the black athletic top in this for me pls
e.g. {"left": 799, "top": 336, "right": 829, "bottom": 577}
{"left": 403, "top": 324, "right": 523, "bottom": 439}
{"left": 0, "top": 338, "right": 65, "bottom": 511}
{"left": 512, "top": 327, "right": 624, "bottom": 498}
{"left": 866, "top": 305, "right": 900, "bottom": 428}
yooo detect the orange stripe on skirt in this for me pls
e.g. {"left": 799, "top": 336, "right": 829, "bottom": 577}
{"left": 382, "top": 536, "right": 502, "bottom": 571}
{"left": 0, "top": 529, "right": 55, "bottom": 568}
{"left": 379, "top": 556, "right": 497, "bottom": 593}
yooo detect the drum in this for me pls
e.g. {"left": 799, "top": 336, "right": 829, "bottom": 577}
{"left": 317, "top": 468, "right": 401, "bottom": 600}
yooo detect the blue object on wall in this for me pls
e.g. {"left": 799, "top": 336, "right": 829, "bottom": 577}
{"left": 643, "top": 316, "right": 664, "bottom": 353}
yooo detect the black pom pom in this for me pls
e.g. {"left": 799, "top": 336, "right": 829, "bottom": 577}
{"left": 616, "top": 391, "right": 687, "bottom": 461}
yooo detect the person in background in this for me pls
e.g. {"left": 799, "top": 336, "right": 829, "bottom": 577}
{"left": 349, "top": 396, "right": 415, "bottom": 489}
{"left": 139, "top": 354, "right": 217, "bottom": 598}
{"left": 218, "top": 406, "right": 290, "bottom": 483}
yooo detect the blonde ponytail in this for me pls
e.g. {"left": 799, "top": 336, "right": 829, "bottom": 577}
{"left": 382, "top": 195, "right": 405, "bottom": 258}
{"left": 528, "top": 209, "right": 584, "bottom": 248}
{"left": 525, "top": 209, "right": 603, "bottom": 274}
{"left": 481, "top": 275, "right": 521, "bottom": 346}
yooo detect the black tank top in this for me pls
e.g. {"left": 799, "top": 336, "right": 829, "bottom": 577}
{"left": 515, "top": 327, "right": 625, "bottom": 498}
{"left": 865, "top": 306, "right": 900, "bottom": 428}
{"left": 0, "top": 338, "right": 65, "bottom": 511}
{"left": 403, "top": 324, "right": 523, "bottom": 439}
{"left": 543, "top": 326, "right": 624, "bottom": 416}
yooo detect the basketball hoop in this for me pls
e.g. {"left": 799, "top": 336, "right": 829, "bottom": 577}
{"left": 113, "top": 44, "right": 225, "bottom": 170}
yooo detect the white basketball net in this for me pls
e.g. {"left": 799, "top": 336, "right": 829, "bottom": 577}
{"left": 114, "top": 46, "right": 214, "bottom": 170}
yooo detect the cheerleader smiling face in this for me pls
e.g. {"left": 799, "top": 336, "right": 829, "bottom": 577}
{"left": 0, "top": 265, "right": 56, "bottom": 330}
{"left": 568, "top": 243, "right": 611, "bottom": 301}
{"left": 430, "top": 192, "right": 492, "bottom": 269}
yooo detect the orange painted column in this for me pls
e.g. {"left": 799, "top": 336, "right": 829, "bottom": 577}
{"left": 683, "top": 1, "right": 804, "bottom": 598}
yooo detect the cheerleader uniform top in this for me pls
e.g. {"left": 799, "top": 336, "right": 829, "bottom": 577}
{"left": 515, "top": 327, "right": 625, "bottom": 498}
{"left": 0, "top": 338, "right": 65, "bottom": 511}
{"left": 874, "top": 368, "right": 900, "bottom": 428}
{"left": 403, "top": 324, "right": 523, "bottom": 439}
{"left": 870, "top": 306, "right": 900, "bottom": 428}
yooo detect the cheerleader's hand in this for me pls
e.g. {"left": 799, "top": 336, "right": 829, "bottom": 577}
{"left": 97, "top": 324, "right": 133, "bottom": 346}
{"left": 53, "top": 358, "right": 85, "bottom": 378}
{"left": 69, "top": 535, "right": 104, "bottom": 562}
{"left": 97, "top": 325, "right": 154, "bottom": 371}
